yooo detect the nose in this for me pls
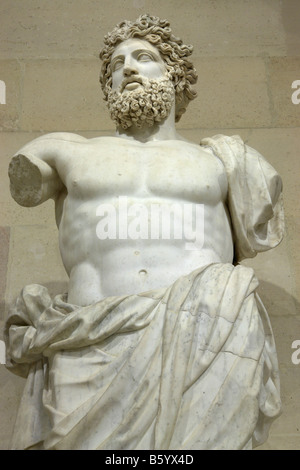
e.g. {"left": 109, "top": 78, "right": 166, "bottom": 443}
{"left": 123, "top": 57, "right": 138, "bottom": 77}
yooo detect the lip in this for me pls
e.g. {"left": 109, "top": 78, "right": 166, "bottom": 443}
{"left": 124, "top": 82, "right": 143, "bottom": 91}
{"left": 121, "top": 77, "right": 143, "bottom": 91}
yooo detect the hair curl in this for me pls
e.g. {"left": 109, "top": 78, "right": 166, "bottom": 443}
{"left": 99, "top": 14, "right": 198, "bottom": 122}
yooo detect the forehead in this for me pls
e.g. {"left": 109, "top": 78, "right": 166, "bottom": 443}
{"left": 112, "top": 38, "right": 162, "bottom": 59}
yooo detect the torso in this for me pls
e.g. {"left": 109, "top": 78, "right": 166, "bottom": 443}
{"left": 50, "top": 135, "right": 233, "bottom": 305}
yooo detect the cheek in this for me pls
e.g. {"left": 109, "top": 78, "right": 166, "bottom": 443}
{"left": 111, "top": 71, "right": 123, "bottom": 90}
{"left": 142, "top": 64, "right": 167, "bottom": 79}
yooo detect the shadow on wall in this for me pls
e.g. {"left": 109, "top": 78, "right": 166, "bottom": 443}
{"left": 255, "top": 279, "right": 300, "bottom": 378}
{"left": 256, "top": 280, "right": 299, "bottom": 318}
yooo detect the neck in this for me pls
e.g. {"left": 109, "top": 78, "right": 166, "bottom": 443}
{"left": 115, "top": 102, "right": 180, "bottom": 143}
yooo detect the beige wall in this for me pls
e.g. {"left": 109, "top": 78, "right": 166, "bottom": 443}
{"left": 0, "top": 0, "right": 299, "bottom": 450}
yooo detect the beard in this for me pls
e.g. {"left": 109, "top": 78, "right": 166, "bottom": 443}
{"left": 106, "top": 76, "right": 175, "bottom": 130}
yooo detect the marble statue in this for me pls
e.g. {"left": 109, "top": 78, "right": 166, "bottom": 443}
{"left": 5, "top": 15, "right": 284, "bottom": 450}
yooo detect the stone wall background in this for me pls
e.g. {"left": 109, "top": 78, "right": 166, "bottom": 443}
{"left": 0, "top": 0, "right": 299, "bottom": 450}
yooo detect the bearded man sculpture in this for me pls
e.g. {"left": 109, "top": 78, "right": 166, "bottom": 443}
{"left": 5, "top": 15, "right": 284, "bottom": 450}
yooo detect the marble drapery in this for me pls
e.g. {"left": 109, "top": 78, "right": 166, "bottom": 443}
{"left": 5, "top": 263, "right": 281, "bottom": 450}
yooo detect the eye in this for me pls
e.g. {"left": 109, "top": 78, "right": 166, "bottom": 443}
{"left": 137, "top": 52, "right": 154, "bottom": 62}
{"left": 112, "top": 58, "right": 124, "bottom": 71}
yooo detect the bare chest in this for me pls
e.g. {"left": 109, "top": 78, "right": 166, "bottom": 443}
{"left": 63, "top": 140, "right": 227, "bottom": 204}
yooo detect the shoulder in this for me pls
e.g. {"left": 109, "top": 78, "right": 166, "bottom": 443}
{"left": 31, "top": 132, "right": 88, "bottom": 144}
{"left": 200, "top": 134, "right": 245, "bottom": 159}
{"left": 200, "top": 134, "right": 275, "bottom": 174}
{"left": 15, "top": 132, "right": 88, "bottom": 157}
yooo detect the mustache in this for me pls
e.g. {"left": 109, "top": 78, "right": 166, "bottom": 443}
{"left": 121, "top": 76, "right": 144, "bottom": 92}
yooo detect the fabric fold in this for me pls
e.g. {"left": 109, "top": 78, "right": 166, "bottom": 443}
{"left": 200, "top": 134, "right": 284, "bottom": 262}
{"left": 5, "top": 263, "right": 281, "bottom": 450}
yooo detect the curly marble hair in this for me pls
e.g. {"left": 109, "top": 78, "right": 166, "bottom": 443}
{"left": 99, "top": 14, "right": 198, "bottom": 122}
